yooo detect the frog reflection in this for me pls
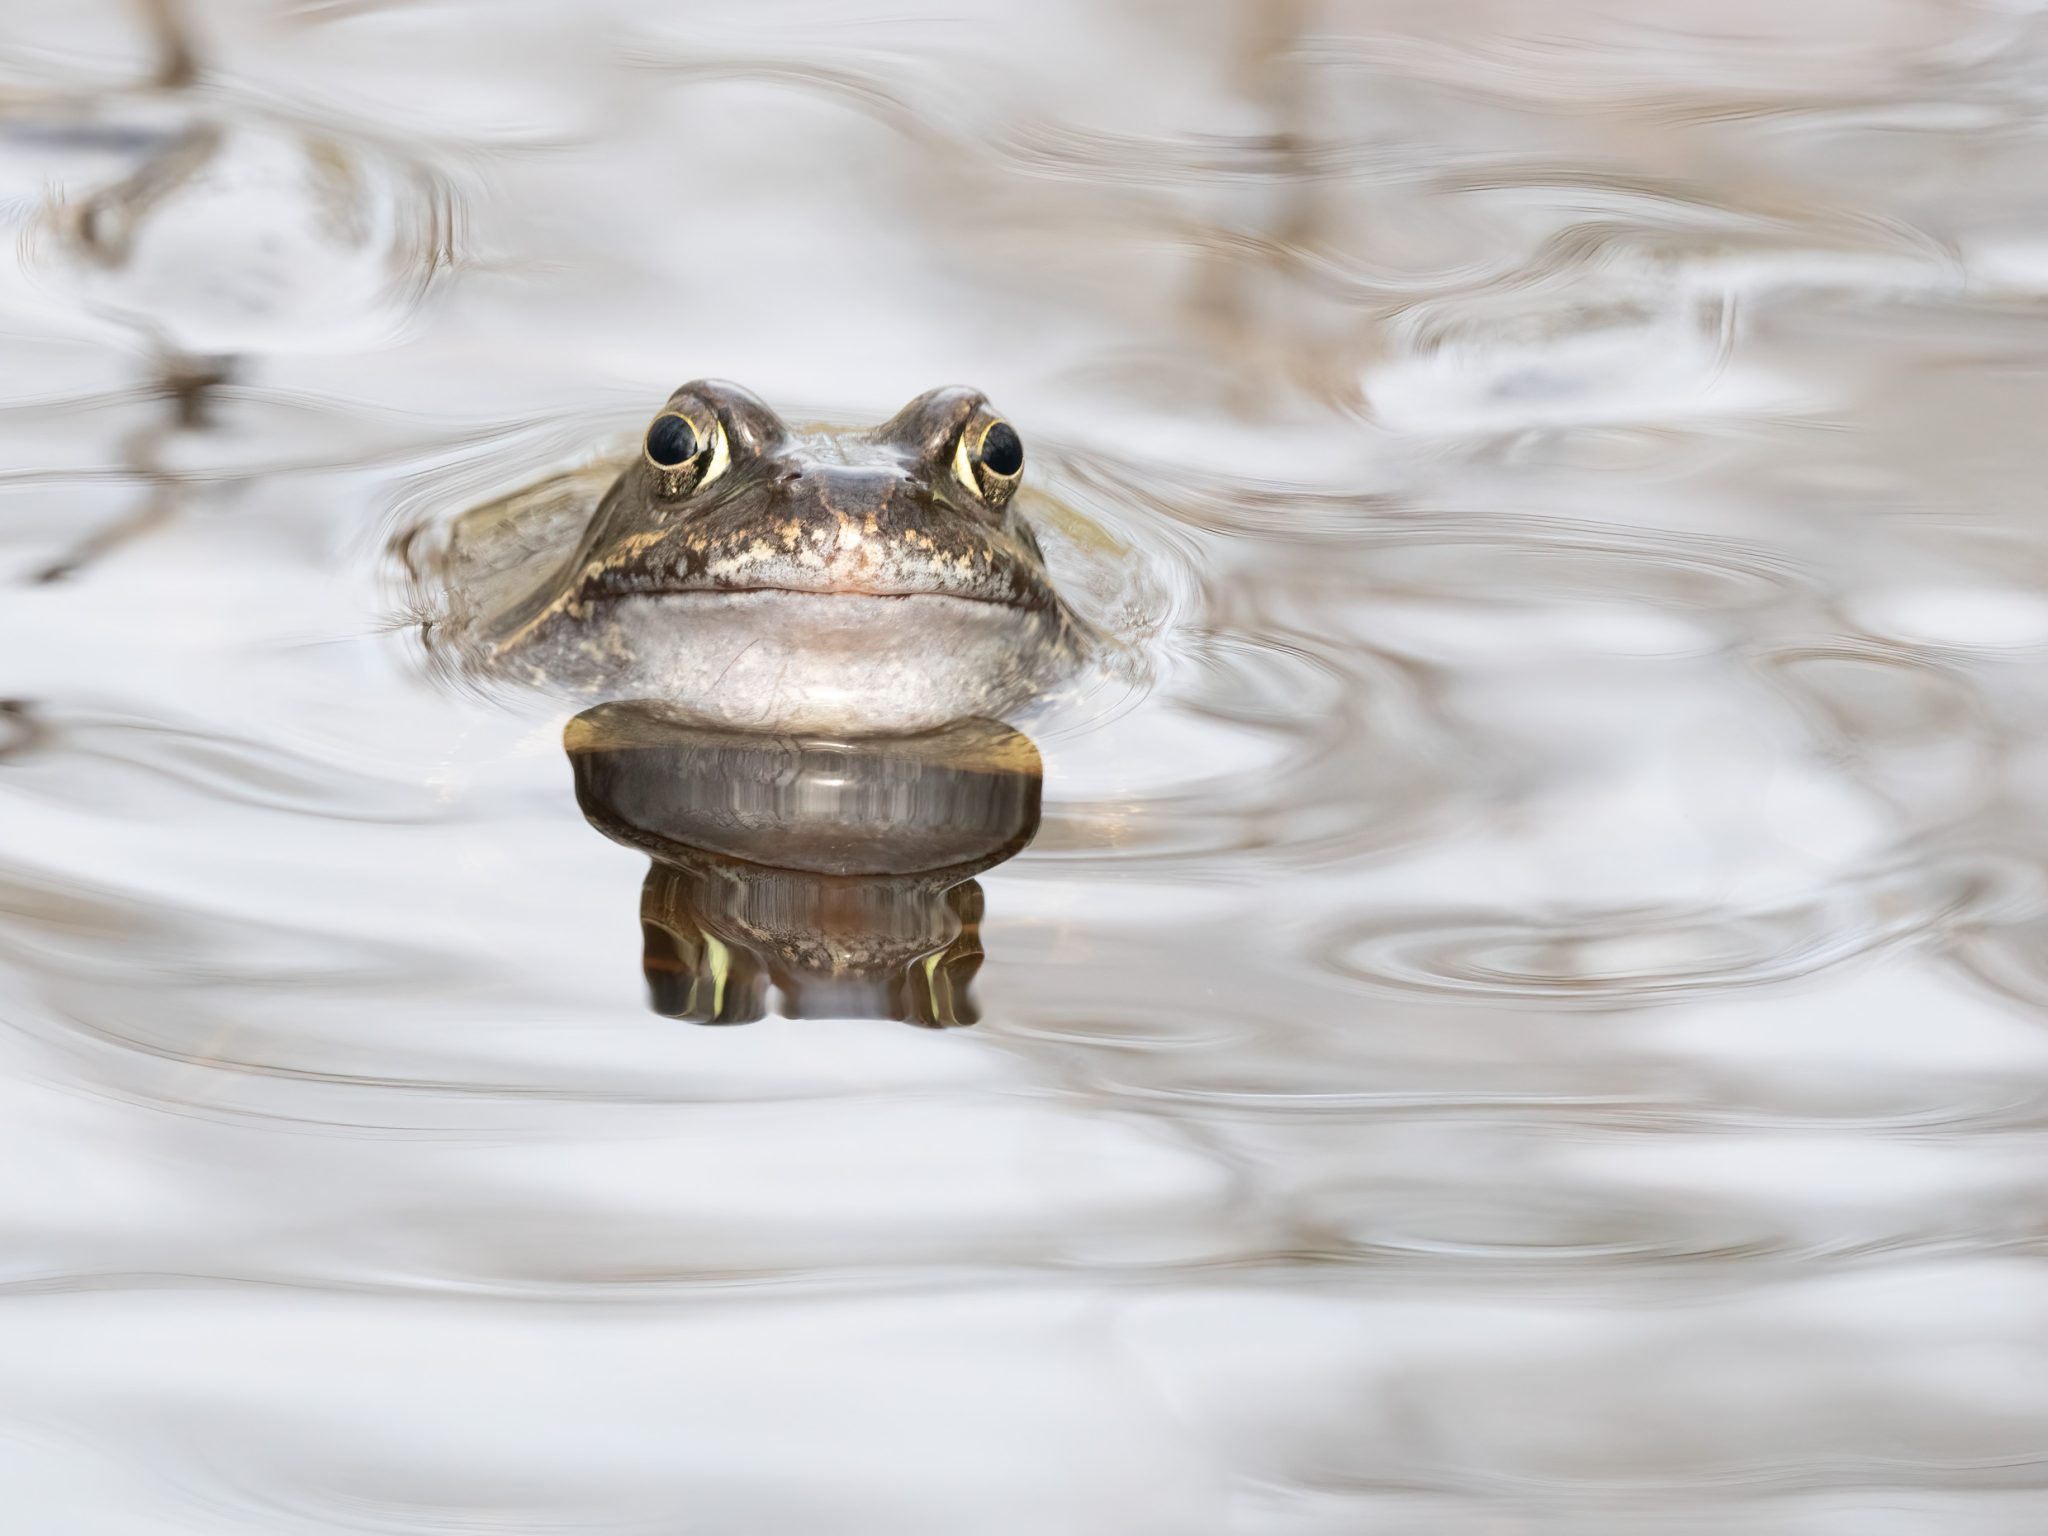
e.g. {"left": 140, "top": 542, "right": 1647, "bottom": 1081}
{"left": 565, "top": 703, "right": 1043, "bottom": 1026}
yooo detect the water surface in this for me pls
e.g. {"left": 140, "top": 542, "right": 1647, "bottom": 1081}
{"left": 4, "top": 2, "right": 2048, "bottom": 1530}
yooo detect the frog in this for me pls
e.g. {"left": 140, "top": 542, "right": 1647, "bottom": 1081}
{"left": 476, "top": 380, "right": 1089, "bottom": 735}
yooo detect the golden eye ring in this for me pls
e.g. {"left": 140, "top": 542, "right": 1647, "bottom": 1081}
{"left": 952, "top": 417, "right": 1024, "bottom": 506}
{"left": 643, "top": 410, "right": 729, "bottom": 498}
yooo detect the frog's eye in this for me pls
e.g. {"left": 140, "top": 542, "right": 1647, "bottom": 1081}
{"left": 952, "top": 417, "right": 1024, "bottom": 508}
{"left": 643, "top": 409, "right": 729, "bottom": 497}
{"left": 646, "top": 413, "right": 697, "bottom": 466}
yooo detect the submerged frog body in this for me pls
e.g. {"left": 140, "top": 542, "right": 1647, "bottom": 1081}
{"left": 485, "top": 380, "right": 1087, "bottom": 735}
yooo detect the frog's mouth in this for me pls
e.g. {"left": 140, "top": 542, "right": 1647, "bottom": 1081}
{"left": 491, "top": 570, "right": 1058, "bottom": 662}
{"left": 604, "top": 581, "right": 1053, "bottom": 613}
{"left": 570, "top": 534, "right": 1060, "bottom": 617}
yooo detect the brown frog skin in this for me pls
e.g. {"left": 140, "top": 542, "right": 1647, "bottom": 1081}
{"left": 487, "top": 380, "right": 1087, "bottom": 735}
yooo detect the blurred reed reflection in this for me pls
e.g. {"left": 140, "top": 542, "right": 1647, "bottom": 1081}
{"left": 566, "top": 703, "right": 1042, "bottom": 1027}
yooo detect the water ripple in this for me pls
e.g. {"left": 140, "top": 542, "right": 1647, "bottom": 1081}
{"left": 1316, "top": 859, "right": 2033, "bottom": 1007}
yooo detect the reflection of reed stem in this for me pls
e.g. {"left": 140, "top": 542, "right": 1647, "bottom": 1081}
{"left": 26, "top": 2, "right": 227, "bottom": 585}
{"left": 135, "top": 0, "right": 199, "bottom": 89}
{"left": 0, "top": 700, "right": 47, "bottom": 763}
{"left": 33, "top": 355, "right": 232, "bottom": 584}
{"left": 33, "top": 482, "right": 181, "bottom": 586}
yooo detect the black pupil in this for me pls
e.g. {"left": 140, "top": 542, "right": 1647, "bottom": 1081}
{"left": 979, "top": 421, "right": 1023, "bottom": 477}
{"left": 646, "top": 414, "right": 699, "bottom": 467}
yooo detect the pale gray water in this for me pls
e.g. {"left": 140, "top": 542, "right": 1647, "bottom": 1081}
{"left": 5, "top": 1, "right": 2048, "bottom": 1530}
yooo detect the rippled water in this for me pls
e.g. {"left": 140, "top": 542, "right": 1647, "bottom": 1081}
{"left": 7, "top": 1, "right": 2048, "bottom": 1529}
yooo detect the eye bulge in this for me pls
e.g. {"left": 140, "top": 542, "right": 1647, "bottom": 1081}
{"left": 644, "top": 412, "right": 700, "bottom": 468}
{"left": 952, "top": 414, "right": 1025, "bottom": 506}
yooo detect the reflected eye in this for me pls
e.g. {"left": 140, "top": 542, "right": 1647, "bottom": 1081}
{"left": 643, "top": 408, "right": 728, "bottom": 497}
{"left": 953, "top": 417, "right": 1024, "bottom": 507}
{"left": 645, "top": 413, "right": 698, "bottom": 467}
